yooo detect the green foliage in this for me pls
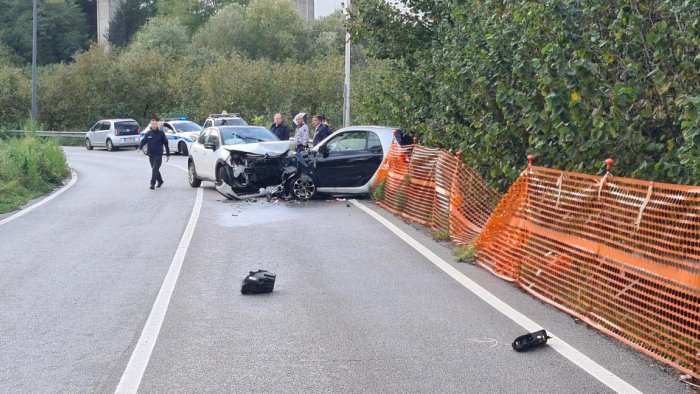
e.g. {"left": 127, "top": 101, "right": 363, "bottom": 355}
{"left": 350, "top": 0, "right": 700, "bottom": 190}
{"left": 0, "top": 132, "right": 69, "bottom": 213}
{"left": 191, "top": 0, "right": 307, "bottom": 62}
{"left": 0, "top": 0, "right": 90, "bottom": 64}
{"left": 371, "top": 178, "right": 386, "bottom": 200}
{"left": 431, "top": 229, "right": 450, "bottom": 241}
{"left": 0, "top": 66, "right": 30, "bottom": 126}
{"left": 454, "top": 245, "right": 476, "bottom": 263}
{"left": 109, "top": 0, "right": 158, "bottom": 47}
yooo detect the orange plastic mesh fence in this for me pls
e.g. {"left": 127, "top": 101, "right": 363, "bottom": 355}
{"left": 372, "top": 141, "right": 501, "bottom": 243}
{"left": 476, "top": 166, "right": 700, "bottom": 378}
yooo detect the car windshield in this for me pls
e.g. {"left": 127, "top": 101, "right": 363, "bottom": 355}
{"left": 173, "top": 122, "right": 202, "bottom": 133}
{"left": 220, "top": 126, "right": 278, "bottom": 145}
{"left": 214, "top": 118, "right": 247, "bottom": 126}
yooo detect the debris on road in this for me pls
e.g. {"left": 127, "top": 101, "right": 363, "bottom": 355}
{"left": 512, "top": 329, "right": 551, "bottom": 352}
{"left": 241, "top": 270, "right": 276, "bottom": 294}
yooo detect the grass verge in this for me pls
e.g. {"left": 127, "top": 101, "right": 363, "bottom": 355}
{"left": 0, "top": 134, "right": 69, "bottom": 213}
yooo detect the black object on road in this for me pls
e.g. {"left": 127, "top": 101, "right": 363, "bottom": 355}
{"left": 512, "top": 329, "right": 551, "bottom": 352}
{"left": 241, "top": 270, "right": 276, "bottom": 294}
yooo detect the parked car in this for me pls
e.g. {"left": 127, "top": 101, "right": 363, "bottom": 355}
{"left": 85, "top": 119, "right": 141, "bottom": 151}
{"left": 139, "top": 118, "right": 202, "bottom": 156}
{"left": 202, "top": 112, "right": 247, "bottom": 128}
{"left": 187, "top": 125, "right": 396, "bottom": 201}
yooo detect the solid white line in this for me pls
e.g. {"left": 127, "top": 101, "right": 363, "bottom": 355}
{"left": 0, "top": 170, "right": 78, "bottom": 227}
{"left": 115, "top": 186, "right": 203, "bottom": 394}
{"left": 351, "top": 200, "right": 641, "bottom": 394}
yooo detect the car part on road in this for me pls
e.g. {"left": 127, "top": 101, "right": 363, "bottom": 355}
{"left": 512, "top": 329, "right": 551, "bottom": 352}
{"left": 241, "top": 270, "right": 276, "bottom": 294}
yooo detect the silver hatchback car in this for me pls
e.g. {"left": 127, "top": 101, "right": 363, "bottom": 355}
{"left": 85, "top": 119, "right": 141, "bottom": 151}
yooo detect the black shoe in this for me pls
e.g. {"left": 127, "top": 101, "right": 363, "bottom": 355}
{"left": 156, "top": 181, "right": 163, "bottom": 188}
{"left": 149, "top": 185, "right": 155, "bottom": 190}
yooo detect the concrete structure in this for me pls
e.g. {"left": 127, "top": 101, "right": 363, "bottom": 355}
{"left": 295, "top": 0, "right": 315, "bottom": 20}
{"left": 97, "top": 0, "right": 315, "bottom": 44}
{"left": 97, "top": 0, "right": 123, "bottom": 44}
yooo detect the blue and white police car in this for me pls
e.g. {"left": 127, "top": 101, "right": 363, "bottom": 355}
{"left": 140, "top": 117, "right": 203, "bottom": 155}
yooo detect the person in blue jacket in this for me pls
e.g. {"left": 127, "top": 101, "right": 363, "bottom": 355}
{"left": 138, "top": 118, "right": 170, "bottom": 190}
{"left": 312, "top": 114, "right": 332, "bottom": 146}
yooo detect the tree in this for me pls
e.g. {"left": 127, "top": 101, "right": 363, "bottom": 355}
{"left": 191, "top": 0, "right": 307, "bottom": 62}
{"left": 108, "top": 0, "right": 157, "bottom": 47}
{"left": 0, "top": 0, "right": 90, "bottom": 64}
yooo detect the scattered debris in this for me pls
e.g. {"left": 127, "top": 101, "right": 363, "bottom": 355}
{"left": 241, "top": 270, "right": 276, "bottom": 294}
{"left": 512, "top": 329, "right": 551, "bottom": 352}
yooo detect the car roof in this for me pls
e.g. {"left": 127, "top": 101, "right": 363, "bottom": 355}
{"left": 99, "top": 118, "right": 137, "bottom": 122}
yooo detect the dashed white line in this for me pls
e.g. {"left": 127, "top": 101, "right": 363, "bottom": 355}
{"left": 115, "top": 186, "right": 203, "bottom": 394}
{"left": 351, "top": 199, "right": 641, "bottom": 394}
{"left": 0, "top": 170, "right": 77, "bottom": 227}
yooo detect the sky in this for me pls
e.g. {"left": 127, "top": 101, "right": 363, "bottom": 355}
{"left": 315, "top": 0, "right": 344, "bottom": 18}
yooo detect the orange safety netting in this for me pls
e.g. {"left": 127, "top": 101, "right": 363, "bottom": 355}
{"left": 373, "top": 142, "right": 699, "bottom": 378}
{"left": 372, "top": 141, "right": 500, "bottom": 245}
{"left": 476, "top": 165, "right": 700, "bottom": 379}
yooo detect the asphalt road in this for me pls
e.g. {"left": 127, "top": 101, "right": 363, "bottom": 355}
{"left": 0, "top": 146, "right": 694, "bottom": 393}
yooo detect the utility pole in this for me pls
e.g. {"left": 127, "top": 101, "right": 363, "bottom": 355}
{"left": 343, "top": 0, "right": 351, "bottom": 128}
{"left": 31, "top": 0, "right": 38, "bottom": 125}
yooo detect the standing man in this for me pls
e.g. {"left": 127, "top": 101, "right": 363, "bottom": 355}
{"left": 138, "top": 118, "right": 170, "bottom": 190}
{"left": 293, "top": 113, "right": 309, "bottom": 152}
{"left": 270, "top": 113, "right": 290, "bottom": 141}
{"left": 312, "top": 114, "right": 332, "bottom": 146}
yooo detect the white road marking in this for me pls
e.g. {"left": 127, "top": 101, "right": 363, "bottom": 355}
{"left": 115, "top": 186, "right": 203, "bottom": 394}
{"left": 351, "top": 200, "right": 641, "bottom": 394}
{"left": 0, "top": 170, "right": 77, "bottom": 227}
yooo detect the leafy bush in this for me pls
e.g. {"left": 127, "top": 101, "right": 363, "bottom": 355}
{"left": 0, "top": 133, "right": 69, "bottom": 213}
{"left": 349, "top": 0, "right": 700, "bottom": 190}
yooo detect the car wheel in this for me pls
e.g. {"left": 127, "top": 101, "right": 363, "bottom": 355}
{"left": 85, "top": 138, "right": 93, "bottom": 150}
{"left": 178, "top": 141, "right": 188, "bottom": 156}
{"left": 289, "top": 174, "right": 316, "bottom": 200}
{"left": 106, "top": 139, "right": 114, "bottom": 151}
{"left": 188, "top": 161, "right": 201, "bottom": 187}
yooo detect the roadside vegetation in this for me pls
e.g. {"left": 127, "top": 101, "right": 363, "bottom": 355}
{"left": 0, "top": 126, "right": 69, "bottom": 213}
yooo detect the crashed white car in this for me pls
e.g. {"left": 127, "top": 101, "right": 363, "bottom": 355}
{"left": 187, "top": 126, "right": 296, "bottom": 199}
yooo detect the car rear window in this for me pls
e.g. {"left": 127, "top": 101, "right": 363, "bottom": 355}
{"left": 115, "top": 121, "right": 140, "bottom": 135}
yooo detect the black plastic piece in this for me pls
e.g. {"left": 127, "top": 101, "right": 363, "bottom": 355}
{"left": 241, "top": 270, "right": 276, "bottom": 294}
{"left": 512, "top": 329, "right": 551, "bottom": 352}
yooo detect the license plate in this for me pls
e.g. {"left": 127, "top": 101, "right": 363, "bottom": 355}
{"left": 123, "top": 137, "right": 135, "bottom": 142}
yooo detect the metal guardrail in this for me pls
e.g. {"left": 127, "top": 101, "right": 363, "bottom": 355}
{"left": 0, "top": 130, "right": 85, "bottom": 138}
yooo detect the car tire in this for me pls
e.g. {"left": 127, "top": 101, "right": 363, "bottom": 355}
{"left": 288, "top": 174, "right": 316, "bottom": 200}
{"left": 106, "top": 139, "right": 114, "bottom": 152}
{"left": 188, "top": 161, "right": 201, "bottom": 188}
{"left": 178, "top": 141, "right": 188, "bottom": 156}
{"left": 85, "top": 138, "right": 93, "bottom": 150}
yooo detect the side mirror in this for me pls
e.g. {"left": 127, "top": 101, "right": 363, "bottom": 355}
{"left": 204, "top": 143, "right": 216, "bottom": 150}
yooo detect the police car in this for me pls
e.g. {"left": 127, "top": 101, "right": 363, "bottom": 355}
{"left": 201, "top": 111, "right": 247, "bottom": 128}
{"left": 140, "top": 117, "right": 203, "bottom": 155}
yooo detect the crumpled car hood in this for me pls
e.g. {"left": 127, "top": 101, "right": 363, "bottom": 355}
{"left": 222, "top": 140, "right": 292, "bottom": 156}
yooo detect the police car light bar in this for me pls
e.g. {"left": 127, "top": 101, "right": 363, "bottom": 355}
{"left": 207, "top": 113, "right": 240, "bottom": 118}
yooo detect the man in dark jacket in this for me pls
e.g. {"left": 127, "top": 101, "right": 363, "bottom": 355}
{"left": 312, "top": 114, "right": 332, "bottom": 146}
{"left": 138, "top": 118, "right": 170, "bottom": 190}
{"left": 270, "top": 113, "right": 290, "bottom": 141}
